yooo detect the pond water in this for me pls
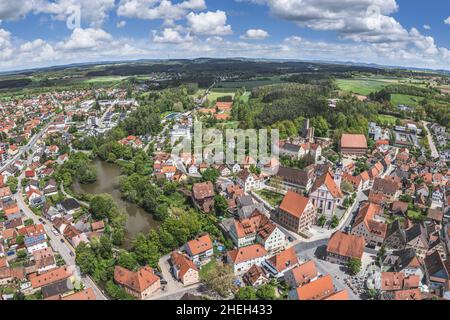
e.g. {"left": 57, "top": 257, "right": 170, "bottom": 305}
{"left": 72, "top": 159, "right": 160, "bottom": 248}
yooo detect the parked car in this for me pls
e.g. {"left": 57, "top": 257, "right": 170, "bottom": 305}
{"left": 160, "top": 279, "right": 168, "bottom": 285}
{"left": 60, "top": 239, "right": 65, "bottom": 243}
{"left": 70, "top": 252, "right": 75, "bottom": 257}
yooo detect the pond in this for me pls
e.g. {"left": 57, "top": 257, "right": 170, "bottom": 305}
{"left": 72, "top": 159, "right": 160, "bottom": 248}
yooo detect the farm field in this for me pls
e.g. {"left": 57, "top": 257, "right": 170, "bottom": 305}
{"left": 336, "top": 78, "right": 389, "bottom": 95}
{"left": 390, "top": 94, "right": 424, "bottom": 107}
{"left": 84, "top": 76, "right": 129, "bottom": 84}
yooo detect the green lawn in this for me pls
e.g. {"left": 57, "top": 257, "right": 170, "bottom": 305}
{"left": 390, "top": 94, "right": 424, "bottom": 107}
{"left": 377, "top": 114, "right": 398, "bottom": 126}
{"left": 255, "top": 189, "right": 285, "bottom": 207}
{"left": 199, "top": 258, "right": 217, "bottom": 280}
{"left": 336, "top": 78, "right": 389, "bottom": 95}
{"left": 207, "top": 89, "right": 236, "bottom": 103}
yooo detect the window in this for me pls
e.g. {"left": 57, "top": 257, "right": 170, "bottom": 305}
{"left": 327, "top": 201, "right": 332, "bottom": 210}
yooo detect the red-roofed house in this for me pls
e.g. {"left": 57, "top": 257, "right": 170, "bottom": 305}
{"left": 276, "top": 191, "right": 317, "bottom": 234}
{"left": 352, "top": 202, "right": 387, "bottom": 247}
{"left": 227, "top": 244, "right": 268, "bottom": 275}
{"left": 114, "top": 266, "right": 161, "bottom": 299}
{"left": 340, "top": 134, "right": 368, "bottom": 156}
{"left": 326, "top": 231, "right": 365, "bottom": 265}
{"left": 170, "top": 251, "right": 199, "bottom": 286}
{"left": 263, "top": 247, "right": 299, "bottom": 278}
{"left": 185, "top": 233, "right": 214, "bottom": 266}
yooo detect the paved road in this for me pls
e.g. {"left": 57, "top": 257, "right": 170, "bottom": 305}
{"left": 14, "top": 174, "right": 108, "bottom": 300}
{"left": 0, "top": 121, "right": 53, "bottom": 173}
{"left": 421, "top": 121, "right": 439, "bottom": 159}
{"left": 294, "top": 239, "right": 361, "bottom": 300}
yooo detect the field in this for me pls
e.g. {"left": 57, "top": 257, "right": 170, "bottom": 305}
{"left": 336, "top": 78, "right": 389, "bottom": 95}
{"left": 207, "top": 89, "right": 236, "bottom": 102}
{"left": 390, "top": 94, "right": 424, "bottom": 107}
{"left": 377, "top": 114, "right": 398, "bottom": 126}
{"left": 83, "top": 76, "right": 129, "bottom": 84}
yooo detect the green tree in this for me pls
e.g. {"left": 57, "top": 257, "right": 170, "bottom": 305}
{"left": 235, "top": 286, "right": 257, "bottom": 300}
{"left": 214, "top": 195, "right": 228, "bottom": 217}
{"left": 256, "top": 283, "right": 277, "bottom": 300}
{"left": 347, "top": 258, "right": 362, "bottom": 275}
{"left": 201, "top": 168, "right": 220, "bottom": 184}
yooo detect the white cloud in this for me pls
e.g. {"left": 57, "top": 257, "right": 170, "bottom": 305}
{"left": 58, "top": 28, "right": 113, "bottom": 50}
{"left": 445, "top": 17, "right": 450, "bottom": 25}
{"left": 153, "top": 28, "right": 194, "bottom": 43}
{"left": 0, "top": 0, "right": 115, "bottom": 27}
{"left": 186, "top": 10, "right": 232, "bottom": 35}
{"left": 240, "top": 29, "right": 269, "bottom": 40}
{"left": 423, "top": 25, "right": 431, "bottom": 30}
{"left": 0, "top": 1, "right": 36, "bottom": 21}
{"left": 117, "top": 0, "right": 206, "bottom": 22}
{"left": 117, "top": 21, "right": 127, "bottom": 28}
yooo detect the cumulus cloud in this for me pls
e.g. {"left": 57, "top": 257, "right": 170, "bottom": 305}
{"left": 57, "top": 28, "right": 113, "bottom": 50}
{"left": 186, "top": 10, "right": 232, "bottom": 35}
{"left": 0, "top": 0, "right": 115, "bottom": 27}
{"left": 423, "top": 25, "right": 431, "bottom": 30}
{"left": 117, "top": 0, "right": 206, "bottom": 22}
{"left": 445, "top": 17, "right": 450, "bottom": 25}
{"left": 153, "top": 28, "right": 194, "bottom": 43}
{"left": 240, "top": 29, "right": 269, "bottom": 40}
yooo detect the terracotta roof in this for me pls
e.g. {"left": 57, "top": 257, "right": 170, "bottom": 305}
{"left": 288, "top": 260, "right": 318, "bottom": 287}
{"left": 353, "top": 202, "right": 387, "bottom": 238}
{"left": 171, "top": 251, "right": 198, "bottom": 280}
{"left": 192, "top": 182, "right": 214, "bottom": 200}
{"left": 267, "top": 247, "right": 298, "bottom": 273}
{"left": 323, "top": 289, "right": 349, "bottom": 300}
{"left": 392, "top": 289, "right": 422, "bottom": 300}
{"left": 91, "top": 220, "right": 105, "bottom": 231}
{"left": 186, "top": 234, "right": 213, "bottom": 256}
{"left": 243, "top": 264, "right": 267, "bottom": 286}
{"left": 30, "top": 267, "right": 72, "bottom": 289}
{"left": 114, "top": 266, "right": 160, "bottom": 294}
{"left": 295, "top": 274, "right": 335, "bottom": 300}
{"left": 310, "top": 172, "right": 343, "bottom": 199}
{"left": 279, "top": 191, "right": 311, "bottom": 219}
{"left": 341, "top": 134, "right": 367, "bottom": 149}
{"left": 61, "top": 288, "right": 96, "bottom": 300}
{"left": 227, "top": 244, "right": 267, "bottom": 264}
{"left": 327, "top": 231, "right": 365, "bottom": 260}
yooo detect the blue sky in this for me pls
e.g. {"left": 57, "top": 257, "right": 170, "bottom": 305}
{"left": 0, "top": 0, "right": 449, "bottom": 71}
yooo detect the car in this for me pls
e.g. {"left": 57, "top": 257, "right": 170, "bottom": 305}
{"left": 42, "top": 221, "right": 46, "bottom": 225}
{"left": 38, "top": 218, "right": 43, "bottom": 222}
{"left": 60, "top": 239, "right": 65, "bottom": 243}
{"left": 287, "top": 236, "right": 294, "bottom": 242}
{"left": 160, "top": 279, "right": 168, "bottom": 285}
{"left": 70, "top": 252, "right": 75, "bottom": 257}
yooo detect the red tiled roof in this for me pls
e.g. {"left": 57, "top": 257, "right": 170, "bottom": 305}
{"left": 279, "top": 191, "right": 311, "bottom": 219}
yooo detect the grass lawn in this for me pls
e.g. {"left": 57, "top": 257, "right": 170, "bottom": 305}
{"left": 217, "top": 121, "right": 240, "bottom": 129}
{"left": 255, "top": 189, "right": 285, "bottom": 207}
{"left": 199, "top": 258, "right": 217, "bottom": 280}
{"left": 390, "top": 94, "right": 424, "bottom": 107}
{"left": 336, "top": 78, "right": 389, "bottom": 95}
{"left": 207, "top": 89, "right": 235, "bottom": 103}
{"left": 377, "top": 114, "right": 398, "bottom": 126}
